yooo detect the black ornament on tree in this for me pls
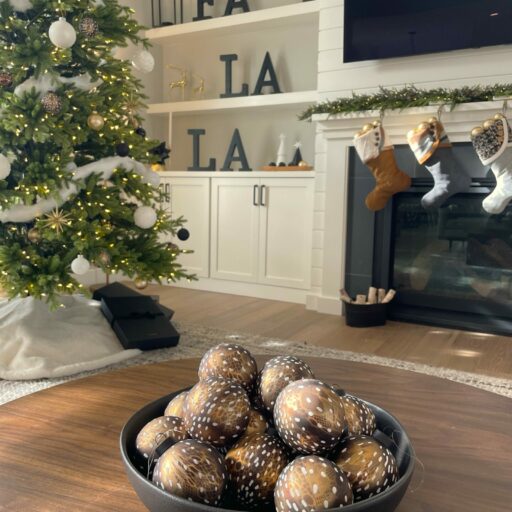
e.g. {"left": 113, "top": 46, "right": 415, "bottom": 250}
{"left": 177, "top": 228, "right": 190, "bottom": 241}
{"left": 116, "top": 143, "right": 130, "bottom": 157}
{"left": 41, "top": 92, "right": 62, "bottom": 115}
{"left": 152, "top": 141, "right": 171, "bottom": 164}
{"left": 79, "top": 16, "right": 99, "bottom": 37}
{"left": 135, "top": 126, "right": 146, "bottom": 137}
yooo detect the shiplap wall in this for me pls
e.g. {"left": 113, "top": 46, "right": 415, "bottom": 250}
{"left": 309, "top": 0, "right": 512, "bottom": 299}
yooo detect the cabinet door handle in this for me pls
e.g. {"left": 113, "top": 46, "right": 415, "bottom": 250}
{"left": 260, "top": 185, "right": 267, "bottom": 206}
{"left": 253, "top": 185, "right": 259, "bottom": 206}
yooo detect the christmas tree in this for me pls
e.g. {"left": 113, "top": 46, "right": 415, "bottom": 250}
{"left": 0, "top": 0, "right": 194, "bottom": 305}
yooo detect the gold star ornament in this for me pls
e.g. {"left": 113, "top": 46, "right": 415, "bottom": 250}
{"left": 42, "top": 208, "right": 71, "bottom": 234}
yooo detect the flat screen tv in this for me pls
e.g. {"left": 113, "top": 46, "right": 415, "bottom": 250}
{"left": 344, "top": 0, "right": 512, "bottom": 63}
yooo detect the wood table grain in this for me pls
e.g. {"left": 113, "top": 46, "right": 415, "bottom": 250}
{"left": 0, "top": 357, "right": 510, "bottom": 512}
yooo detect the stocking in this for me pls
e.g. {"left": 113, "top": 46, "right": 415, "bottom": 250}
{"left": 408, "top": 119, "right": 471, "bottom": 210}
{"left": 471, "top": 116, "right": 512, "bottom": 215}
{"left": 354, "top": 124, "right": 411, "bottom": 211}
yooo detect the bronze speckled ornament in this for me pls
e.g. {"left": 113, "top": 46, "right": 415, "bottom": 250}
{"left": 41, "top": 92, "right": 62, "bottom": 115}
{"left": 198, "top": 343, "right": 257, "bottom": 392}
{"left": 275, "top": 456, "right": 353, "bottom": 512}
{"left": 152, "top": 439, "right": 227, "bottom": 506}
{"left": 164, "top": 391, "right": 188, "bottom": 419}
{"left": 226, "top": 432, "right": 289, "bottom": 509}
{"left": 0, "top": 70, "right": 13, "bottom": 88}
{"left": 257, "top": 355, "right": 314, "bottom": 414}
{"left": 244, "top": 408, "right": 269, "bottom": 438}
{"left": 135, "top": 416, "right": 188, "bottom": 460}
{"left": 79, "top": 16, "right": 99, "bottom": 37}
{"left": 335, "top": 435, "right": 399, "bottom": 502}
{"left": 274, "top": 379, "right": 345, "bottom": 455}
{"left": 342, "top": 395, "right": 376, "bottom": 436}
{"left": 184, "top": 377, "right": 251, "bottom": 447}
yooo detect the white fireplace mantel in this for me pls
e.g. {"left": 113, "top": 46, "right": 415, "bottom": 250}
{"left": 306, "top": 100, "right": 507, "bottom": 315}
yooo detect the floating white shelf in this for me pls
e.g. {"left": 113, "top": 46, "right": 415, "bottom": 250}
{"left": 147, "top": 90, "right": 318, "bottom": 116}
{"left": 159, "top": 171, "right": 316, "bottom": 178}
{"left": 145, "top": 1, "right": 319, "bottom": 44}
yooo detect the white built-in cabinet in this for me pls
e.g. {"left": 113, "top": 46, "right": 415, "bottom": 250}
{"left": 163, "top": 173, "right": 314, "bottom": 297}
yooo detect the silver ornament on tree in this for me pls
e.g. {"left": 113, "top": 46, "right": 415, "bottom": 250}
{"left": 134, "top": 206, "right": 157, "bottom": 229}
{"left": 132, "top": 50, "right": 155, "bottom": 74}
{"left": 71, "top": 255, "right": 91, "bottom": 275}
{"left": 79, "top": 16, "right": 99, "bottom": 37}
{"left": 41, "top": 92, "right": 62, "bottom": 115}
{"left": 49, "top": 17, "right": 77, "bottom": 49}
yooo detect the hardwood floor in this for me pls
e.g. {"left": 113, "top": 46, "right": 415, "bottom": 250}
{"left": 141, "top": 284, "right": 512, "bottom": 379}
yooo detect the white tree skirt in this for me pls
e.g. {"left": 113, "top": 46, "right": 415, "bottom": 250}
{"left": 0, "top": 296, "right": 141, "bottom": 380}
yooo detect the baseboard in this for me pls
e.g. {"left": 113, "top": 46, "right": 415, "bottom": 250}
{"left": 169, "top": 279, "right": 308, "bottom": 304}
{"left": 306, "top": 294, "right": 342, "bottom": 316}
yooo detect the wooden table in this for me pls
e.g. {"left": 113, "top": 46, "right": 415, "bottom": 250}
{"left": 1, "top": 357, "right": 511, "bottom": 512}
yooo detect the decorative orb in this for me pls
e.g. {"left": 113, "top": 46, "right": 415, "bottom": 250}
{"left": 275, "top": 456, "right": 353, "bottom": 512}
{"left": 362, "top": 123, "right": 374, "bottom": 132}
{"left": 98, "top": 250, "right": 110, "bottom": 265}
{"left": 136, "top": 416, "right": 188, "bottom": 460}
{"left": 428, "top": 116, "right": 438, "bottom": 124}
{"left": 134, "top": 277, "right": 148, "bottom": 290}
{"left": 417, "top": 122, "right": 430, "bottom": 131}
{"left": 134, "top": 206, "right": 157, "bottom": 229}
{"left": 152, "top": 439, "right": 227, "bottom": 506}
{"left": 298, "top": 160, "right": 309, "bottom": 168}
{"left": 257, "top": 355, "right": 314, "bottom": 414}
{"left": 483, "top": 118, "right": 495, "bottom": 130}
{"left": 164, "top": 391, "right": 188, "bottom": 419}
{"left": 494, "top": 113, "right": 506, "bottom": 120}
{"left": 342, "top": 395, "right": 376, "bottom": 436}
{"left": 198, "top": 343, "right": 257, "bottom": 392}
{"left": 71, "top": 255, "right": 90, "bottom": 275}
{"left": 0, "top": 70, "right": 13, "bottom": 88}
{"left": 184, "top": 377, "right": 251, "bottom": 447}
{"left": 244, "top": 408, "right": 268, "bottom": 437}
{"left": 151, "top": 163, "right": 164, "bottom": 172}
{"left": 471, "top": 126, "right": 484, "bottom": 137}
{"left": 274, "top": 379, "right": 345, "bottom": 455}
{"left": 115, "top": 142, "right": 130, "bottom": 157}
{"left": 132, "top": 49, "right": 155, "bottom": 74}
{"left": 268, "top": 162, "right": 277, "bottom": 167}
{"left": 135, "top": 126, "right": 146, "bottom": 137}
{"left": 278, "top": 162, "right": 287, "bottom": 167}
{"left": 79, "top": 16, "right": 98, "bottom": 37}
{"left": 87, "top": 112, "right": 104, "bottom": 131}
{"left": 0, "top": 154, "right": 11, "bottom": 179}
{"left": 27, "top": 228, "right": 41, "bottom": 243}
{"left": 334, "top": 435, "right": 399, "bottom": 502}
{"left": 177, "top": 227, "right": 190, "bottom": 241}
{"left": 372, "top": 120, "right": 381, "bottom": 127}
{"left": 226, "top": 433, "right": 289, "bottom": 509}
{"left": 41, "top": 92, "right": 62, "bottom": 115}
{"left": 49, "top": 17, "right": 77, "bottom": 49}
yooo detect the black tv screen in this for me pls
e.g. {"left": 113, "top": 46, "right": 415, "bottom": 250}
{"left": 344, "top": 0, "right": 512, "bottom": 63}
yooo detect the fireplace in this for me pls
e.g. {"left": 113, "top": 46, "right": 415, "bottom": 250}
{"left": 345, "top": 143, "right": 512, "bottom": 335}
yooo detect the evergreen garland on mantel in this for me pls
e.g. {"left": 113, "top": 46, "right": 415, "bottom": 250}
{"left": 299, "top": 84, "right": 512, "bottom": 121}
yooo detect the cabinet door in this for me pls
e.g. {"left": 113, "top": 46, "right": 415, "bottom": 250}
{"left": 162, "top": 177, "right": 210, "bottom": 278}
{"left": 211, "top": 178, "right": 260, "bottom": 282}
{"left": 258, "top": 178, "right": 314, "bottom": 289}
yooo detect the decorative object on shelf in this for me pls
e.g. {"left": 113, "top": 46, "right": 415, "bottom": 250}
{"left": 152, "top": 439, "right": 227, "bottom": 506}
{"left": 0, "top": 70, "right": 13, "bottom": 88}
{"left": 290, "top": 142, "right": 303, "bottom": 166}
{"left": 334, "top": 435, "right": 399, "bottom": 502}
{"left": 187, "top": 128, "right": 216, "bottom": 171}
{"left": 115, "top": 142, "right": 130, "bottom": 157}
{"left": 354, "top": 121, "right": 411, "bottom": 211}
{"left": 136, "top": 416, "right": 188, "bottom": 460}
{"left": 471, "top": 112, "right": 512, "bottom": 214}
{"left": 220, "top": 51, "right": 281, "bottom": 99}
{"left": 132, "top": 49, "right": 155, "bottom": 74}
{"left": 299, "top": 84, "right": 512, "bottom": 120}
{"left": 134, "top": 277, "right": 148, "bottom": 290}
{"left": 193, "top": 0, "right": 250, "bottom": 22}
{"left": 407, "top": 116, "right": 471, "bottom": 210}
{"left": 48, "top": 17, "right": 77, "bottom": 48}
{"left": 71, "top": 255, "right": 91, "bottom": 275}
{"left": 0, "top": 154, "right": 11, "bottom": 180}
{"left": 221, "top": 128, "right": 251, "bottom": 171}
{"left": 275, "top": 456, "right": 353, "bottom": 512}
{"left": 41, "top": 92, "right": 62, "bottom": 115}
{"left": 191, "top": 72, "right": 205, "bottom": 99}
{"left": 134, "top": 206, "right": 157, "bottom": 229}
{"left": 276, "top": 133, "right": 286, "bottom": 165}
{"left": 167, "top": 65, "right": 188, "bottom": 101}
{"left": 151, "top": 141, "right": 171, "bottom": 164}
{"left": 176, "top": 227, "right": 190, "bottom": 241}
{"left": 42, "top": 208, "right": 71, "bottom": 234}
{"left": 27, "top": 228, "right": 41, "bottom": 243}
{"left": 151, "top": 0, "right": 184, "bottom": 27}
{"left": 87, "top": 111, "right": 104, "bottom": 131}
{"left": 78, "top": 15, "right": 98, "bottom": 36}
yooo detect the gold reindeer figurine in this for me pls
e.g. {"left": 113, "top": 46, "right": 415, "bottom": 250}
{"left": 168, "top": 65, "right": 188, "bottom": 101}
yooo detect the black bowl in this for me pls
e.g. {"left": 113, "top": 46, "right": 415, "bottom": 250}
{"left": 120, "top": 388, "right": 415, "bottom": 512}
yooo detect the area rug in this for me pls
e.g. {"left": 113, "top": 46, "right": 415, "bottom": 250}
{"left": 1, "top": 322, "right": 511, "bottom": 405}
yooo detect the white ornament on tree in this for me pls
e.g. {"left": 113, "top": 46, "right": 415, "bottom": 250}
{"left": 0, "top": 154, "right": 11, "bottom": 180}
{"left": 49, "top": 17, "right": 77, "bottom": 49}
{"left": 134, "top": 206, "right": 157, "bottom": 229}
{"left": 131, "top": 50, "right": 155, "bottom": 74}
{"left": 277, "top": 133, "right": 287, "bottom": 165}
{"left": 71, "top": 255, "right": 91, "bottom": 275}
